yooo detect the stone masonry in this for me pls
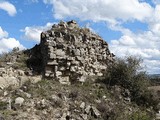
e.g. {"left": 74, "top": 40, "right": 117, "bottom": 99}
{"left": 40, "top": 20, "right": 114, "bottom": 84}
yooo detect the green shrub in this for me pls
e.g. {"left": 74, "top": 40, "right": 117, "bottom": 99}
{"left": 103, "top": 56, "right": 159, "bottom": 109}
{"left": 69, "top": 90, "right": 79, "bottom": 100}
{"left": 12, "top": 53, "right": 28, "bottom": 70}
{"left": 0, "top": 52, "right": 9, "bottom": 62}
{"left": 150, "top": 77, "right": 160, "bottom": 86}
{"left": 128, "top": 110, "right": 154, "bottom": 120}
{"left": 0, "top": 48, "right": 29, "bottom": 70}
{"left": 0, "top": 101, "right": 8, "bottom": 110}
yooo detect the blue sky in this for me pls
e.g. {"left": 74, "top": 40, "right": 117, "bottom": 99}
{"left": 0, "top": 0, "right": 160, "bottom": 74}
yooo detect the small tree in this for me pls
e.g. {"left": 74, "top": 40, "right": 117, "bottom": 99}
{"left": 104, "top": 56, "right": 159, "bottom": 109}
{"left": 12, "top": 47, "right": 19, "bottom": 53}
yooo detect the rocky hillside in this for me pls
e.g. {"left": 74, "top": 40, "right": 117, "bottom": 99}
{"left": 0, "top": 78, "right": 156, "bottom": 120}
{"left": 0, "top": 20, "right": 159, "bottom": 120}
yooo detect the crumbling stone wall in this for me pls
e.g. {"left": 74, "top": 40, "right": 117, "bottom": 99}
{"left": 40, "top": 20, "right": 114, "bottom": 84}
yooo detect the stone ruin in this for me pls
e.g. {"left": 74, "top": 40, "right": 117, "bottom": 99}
{"left": 39, "top": 20, "right": 114, "bottom": 84}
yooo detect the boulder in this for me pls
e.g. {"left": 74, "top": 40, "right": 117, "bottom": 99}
{"left": 85, "top": 105, "right": 91, "bottom": 114}
{"left": 91, "top": 106, "right": 101, "bottom": 118}
{"left": 0, "top": 77, "right": 7, "bottom": 89}
{"left": 80, "top": 102, "right": 85, "bottom": 109}
{"left": 15, "top": 97, "right": 24, "bottom": 106}
{"left": 0, "top": 76, "right": 19, "bottom": 89}
{"left": 17, "top": 70, "right": 25, "bottom": 76}
{"left": 55, "top": 49, "right": 65, "bottom": 57}
{"left": 59, "top": 76, "right": 70, "bottom": 85}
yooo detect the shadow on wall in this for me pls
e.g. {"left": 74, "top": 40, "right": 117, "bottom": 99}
{"left": 25, "top": 44, "right": 43, "bottom": 75}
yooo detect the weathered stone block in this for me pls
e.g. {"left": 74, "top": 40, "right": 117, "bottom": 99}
{"left": 70, "top": 66, "right": 77, "bottom": 72}
{"left": 73, "top": 49, "right": 81, "bottom": 56}
{"left": 59, "top": 76, "right": 70, "bottom": 85}
{"left": 55, "top": 71, "right": 62, "bottom": 77}
{"left": 55, "top": 49, "right": 65, "bottom": 56}
{"left": 59, "top": 66, "right": 66, "bottom": 71}
{"left": 49, "top": 53, "right": 56, "bottom": 59}
{"left": 47, "top": 60, "right": 58, "bottom": 65}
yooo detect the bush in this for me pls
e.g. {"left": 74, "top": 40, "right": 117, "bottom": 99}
{"left": 0, "top": 101, "right": 8, "bottom": 110}
{"left": 0, "top": 48, "right": 29, "bottom": 70}
{"left": 12, "top": 52, "right": 28, "bottom": 70}
{"left": 128, "top": 110, "right": 154, "bottom": 120}
{"left": 103, "top": 56, "right": 159, "bottom": 109}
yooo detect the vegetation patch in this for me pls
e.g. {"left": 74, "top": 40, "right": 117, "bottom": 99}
{"left": 99, "top": 56, "right": 159, "bottom": 110}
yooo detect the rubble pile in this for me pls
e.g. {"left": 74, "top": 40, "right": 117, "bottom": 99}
{"left": 40, "top": 20, "right": 114, "bottom": 83}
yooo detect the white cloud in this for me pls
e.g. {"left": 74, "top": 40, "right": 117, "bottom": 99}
{"left": 0, "top": 38, "right": 25, "bottom": 53}
{"left": 0, "top": 1, "right": 17, "bottom": 16}
{"left": 0, "top": 27, "right": 25, "bottom": 54}
{"left": 22, "top": 27, "right": 42, "bottom": 42}
{"left": 43, "top": 0, "right": 153, "bottom": 23}
{"left": 148, "top": 5, "right": 160, "bottom": 38}
{"left": 109, "top": 4, "right": 160, "bottom": 74}
{"left": 150, "top": 23, "right": 160, "bottom": 37}
{"left": 21, "top": 22, "right": 54, "bottom": 42}
{"left": 117, "top": 35, "right": 136, "bottom": 46}
{"left": 0, "top": 27, "right": 8, "bottom": 39}
{"left": 144, "top": 59, "right": 160, "bottom": 74}
{"left": 110, "top": 28, "right": 160, "bottom": 74}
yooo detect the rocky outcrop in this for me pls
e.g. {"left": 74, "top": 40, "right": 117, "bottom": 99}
{"left": 0, "top": 49, "right": 42, "bottom": 90}
{"left": 0, "top": 66, "right": 41, "bottom": 89}
{"left": 40, "top": 20, "right": 114, "bottom": 83}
